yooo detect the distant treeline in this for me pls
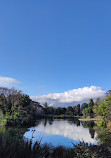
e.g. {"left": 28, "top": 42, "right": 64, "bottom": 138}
{"left": 43, "top": 102, "right": 88, "bottom": 116}
{"left": 42, "top": 98, "right": 96, "bottom": 119}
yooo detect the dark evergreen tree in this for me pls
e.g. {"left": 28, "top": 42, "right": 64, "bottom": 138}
{"left": 88, "top": 99, "right": 94, "bottom": 118}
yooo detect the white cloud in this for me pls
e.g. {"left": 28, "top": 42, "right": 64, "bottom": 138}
{"left": 24, "top": 120, "right": 98, "bottom": 145}
{"left": 0, "top": 76, "right": 20, "bottom": 87}
{"left": 31, "top": 86, "right": 105, "bottom": 107}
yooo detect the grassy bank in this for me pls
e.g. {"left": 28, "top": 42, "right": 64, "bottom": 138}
{"left": 79, "top": 117, "right": 99, "bottom": 121}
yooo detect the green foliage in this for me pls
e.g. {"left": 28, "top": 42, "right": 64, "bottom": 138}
{"left": 81, "top": 99, "right": 94, "bottom": 118}
{"left": 0, "top": 127, "right": 50, "bottom": 158}
{"left": 94, "top": 95, "right": 111, "bottom": 127}
{"left": 95, "top": 127, "right": 111, "bottom": 145}
{"left": 82, "top": 108, "right": 89, "bottom": 118}
{"left": 0, "top": 87, "right": 43, "bottom": 126}
{"left": 80, "top": 103, "right": 88, "bottom": 113}
{"left": 19, "top": 95, "right": 31, "bottom": 108}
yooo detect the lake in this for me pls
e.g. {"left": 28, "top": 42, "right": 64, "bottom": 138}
{"left": 24, "top": 118, "right": 98, "bottom": 148}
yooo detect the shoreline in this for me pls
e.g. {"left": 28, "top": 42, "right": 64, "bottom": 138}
{"left": 79, "top": 118, "right": 99, "bottom": 121}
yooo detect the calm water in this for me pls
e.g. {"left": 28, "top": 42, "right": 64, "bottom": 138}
{"left": 24, "top": 118, "right": 98, "bottom": 147}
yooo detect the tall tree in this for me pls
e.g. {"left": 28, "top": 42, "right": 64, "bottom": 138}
{"left": 76, "top": 104, "right": 80, "bottom": 116}
{"left": 80, "top": 103, "right": 88, "bottom": 114}
{"left": 88, "top": 99, "right": 94, "bottom": 118}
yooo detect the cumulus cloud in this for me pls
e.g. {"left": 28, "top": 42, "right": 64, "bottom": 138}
{"left": 31, "top": 86, "right": 105, "bottom": 107}
{"left": 0, "top": 76, "right": 20, "bottom": 87}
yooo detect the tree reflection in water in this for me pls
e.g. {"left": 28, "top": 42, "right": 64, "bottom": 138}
{"left": 95, "top": 127, "right": 111, "bottom": 145}
{"left": 81, "top": 121, "right": 95, "bottom": 139}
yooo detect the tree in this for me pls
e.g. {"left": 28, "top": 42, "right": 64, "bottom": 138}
{"left": 82, "top": 108, "right": 89, "bottom": 118}
{"left": 80, "top": 103, "right": 88, "bottom": 114}
{"left": 76, "top": 104, "right": 80, "bottom": 116}
{"left": 73, "top": 104, "right": 80, "bottom": 116}
{"left": 94, "top": 95, "right": 111, "bottom": 127}
{"left": 43, "top": 102, "right": 48, "bottom": 114}
{"left": 66, "top": 106, "right": 73, "bottom": 115}
{"left": 73, "top": 106, "right": 77, "bottom": 116}
{"left": 106, "top": 90, "right": 111, "bottom": 96}
{"left": 0, "top": 93, "right": 7, "bottom": 114}
{"left": 19, "top": 95, "right": 31, "bottom": 108}
{"left": 0, "top": 87, "right": 22, "bottom": 114}
{"left": 0, "top": 87, "right": 43, "bottom": 126}
{"left": 43, "top": 102, "right": 48, "bottom": 108}
{"left": 88, "top": 99, "right": 94, "bottom": 118}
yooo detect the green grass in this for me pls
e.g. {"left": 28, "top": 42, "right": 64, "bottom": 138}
{"left": 79, "top": 117, "right": 99, "bottom": 121}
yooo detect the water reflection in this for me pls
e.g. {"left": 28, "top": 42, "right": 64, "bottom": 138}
{"left": 81, "top": 121, "right": 95, "bottom": 139}
{"left": 24, "top": 119, "right": 98, "bottom": 147}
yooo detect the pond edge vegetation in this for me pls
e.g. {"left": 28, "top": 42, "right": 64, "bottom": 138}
{"left": 0, "top": 87, "right": 111, "bottom": 158}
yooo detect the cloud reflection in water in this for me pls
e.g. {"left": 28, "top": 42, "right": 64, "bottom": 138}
{"left": 24, "top": 120, "right": 98, "bottom": 147}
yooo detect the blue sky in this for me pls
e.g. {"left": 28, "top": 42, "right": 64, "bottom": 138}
{"left": 0, "top": 1, "right": 111, "bottom": 104}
